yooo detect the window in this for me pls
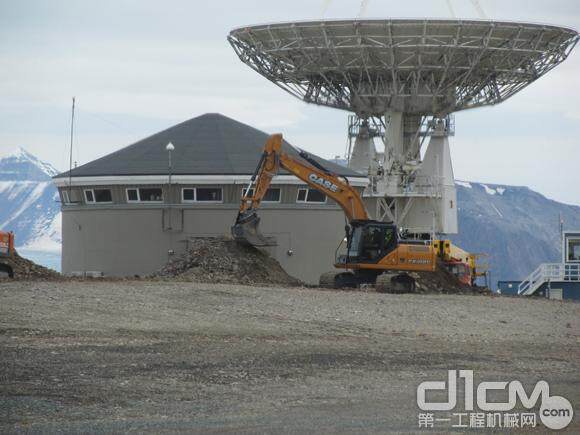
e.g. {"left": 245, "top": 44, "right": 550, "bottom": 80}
{"left": 94, "top": 189, "right": 112, "bottom": 203}
{"left": 62, "top": 190, "right": 71, "bottom": 204}
{"left": 84, "top": 188, "right": 112, "bottom": 204}
{"left": 348, "top": 224, "right": 396, "bottom": 261}
{"left": 196, "top": 188, "right": 222, "bottom": 202}
{"left": 182, "top": 188, "right": 195, "bottom": 202}
{"left": 181, "top": 187, "right": 223, "bottom": 203}
{"left": 567, "top": 238, "right": 580, "bottom": 262}
{"left": 296, "top": 188, "right": 326, "bottom": 203}
{"left": 126, "top": 187, "right": 163, "bottom": 202}
{"left": 140, "top": 188, "right": 163, "bottom": 202}
{"left": 242, "top": 187, "right": 281, "bottom": 203}
{"left": 127, "top": 189, "right": 139, "bottom": 202}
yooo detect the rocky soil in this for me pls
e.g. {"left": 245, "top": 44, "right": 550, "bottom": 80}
{"left": 0, "top": 280, "right": 578, "bottom": 433}
{"left": 412, "top": 262, "right": 490, "bottom": 294}
{"left": 152, "top": 237, "right": 302, "bottom": 286}
{"left": 0, "top": 251, "right": 61, "bottom": 280}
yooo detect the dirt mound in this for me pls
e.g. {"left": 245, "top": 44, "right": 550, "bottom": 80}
{"left": 153, "top": 237, "right": 302, "bottom": 286}
{"left": 1, "top": 252, "right": 61, "bottom": 280}
{"left": 411, "top": 261, "right": 491, "bottom": 294}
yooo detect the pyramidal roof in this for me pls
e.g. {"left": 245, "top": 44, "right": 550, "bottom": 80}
{"left": 54, "top": 113, "right": 362, "bottom": 179}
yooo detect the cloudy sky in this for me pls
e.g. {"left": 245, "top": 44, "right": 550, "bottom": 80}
{"left": 1, "top": 0, "right": 579, "bottom": 204}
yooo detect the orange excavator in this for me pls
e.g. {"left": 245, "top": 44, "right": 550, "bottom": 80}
{"left": 232, "top": 134, "right": 440, "bottom": 292}
{"left": 0, "top": 231, "right": 15, "bottom": 278}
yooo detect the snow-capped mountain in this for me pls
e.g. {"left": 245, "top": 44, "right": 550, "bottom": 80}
{"left": 0, "top": 147, "right": 61, "bottom": 252}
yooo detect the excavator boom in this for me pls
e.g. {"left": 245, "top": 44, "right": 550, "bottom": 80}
{"left": 232, "top": 134, "right": 369, "bottom": 245}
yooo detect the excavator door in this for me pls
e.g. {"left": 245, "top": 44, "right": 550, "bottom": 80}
{"left": 342, "top": 221, "right": 398, "bottom": 264}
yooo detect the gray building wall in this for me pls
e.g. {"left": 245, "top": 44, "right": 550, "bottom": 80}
{"left": 60, "top": 183, "right": 355, "bottom": 284}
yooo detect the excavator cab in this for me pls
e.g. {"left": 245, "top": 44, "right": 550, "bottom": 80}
{"left": 339, "top": 220, "right": 398, "bottom": 265}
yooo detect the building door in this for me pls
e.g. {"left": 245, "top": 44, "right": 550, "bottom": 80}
{"left": 549, "top": 288, "right": 563, "bottom": 300}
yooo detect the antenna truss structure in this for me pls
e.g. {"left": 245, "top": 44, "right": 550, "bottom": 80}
{"left": 229, "top": 19, "right": 578, "bottom": 117}
{"left": 229, "top": 19, "right": 578, "bottom": 236}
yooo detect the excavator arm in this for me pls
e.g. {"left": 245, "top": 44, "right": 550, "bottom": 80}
{"left": 232, "top": 134, "right": 369, "bottom": 246}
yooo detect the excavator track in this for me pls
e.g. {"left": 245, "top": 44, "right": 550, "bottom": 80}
{"left": 319, "top": 271, "right": 360, "bottom": 289}
{"left": 375, "top": 272, "right": 416, "bottom": 294}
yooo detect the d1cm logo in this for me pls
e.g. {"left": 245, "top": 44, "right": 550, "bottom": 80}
{"left": 417, "top": 370, "right": 573, "bottom": 430}
{"left": 540, "top": 395, "right": 573, "bottom": 430}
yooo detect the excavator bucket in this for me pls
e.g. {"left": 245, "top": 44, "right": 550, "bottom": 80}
{"left": 231, "top": 211, "right": 277, "bottom": 247}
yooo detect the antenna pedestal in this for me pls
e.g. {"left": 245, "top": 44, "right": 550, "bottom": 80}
{"left": 357, "top": 115, "right": 457, "bottom": 235}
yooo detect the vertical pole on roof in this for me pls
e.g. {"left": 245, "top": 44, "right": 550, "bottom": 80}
{"left": 166, "top": 143, "right": 175, "bottom": 231}
{"left": 68, "top": 97, "right": 75, "bottom": 201}
{"left": 559, "top": 212, "right": 564, "bottom": 263}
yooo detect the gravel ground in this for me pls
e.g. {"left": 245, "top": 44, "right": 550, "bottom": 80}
{"left": 0, "top": 280, "right": 578, "bottom": 433}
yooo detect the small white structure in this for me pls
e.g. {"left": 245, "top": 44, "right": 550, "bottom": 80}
{"left": 518, "top": 231, "right": 580, "bottom": 299}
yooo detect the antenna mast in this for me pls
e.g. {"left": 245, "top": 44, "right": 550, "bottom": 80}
{"left": 68, "top": 97, "right": 75, "bottom": 199}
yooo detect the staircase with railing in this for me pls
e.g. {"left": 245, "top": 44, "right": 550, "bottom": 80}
{"left": 518, "top": 263, "right": 580, "bottom": 296}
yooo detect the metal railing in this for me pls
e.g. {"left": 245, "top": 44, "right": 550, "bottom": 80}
{"left": 372, "top": 174, "right": 445, "bottom": 198}
{"left": 518, "top": 263, "right": 580, "bottom": 296}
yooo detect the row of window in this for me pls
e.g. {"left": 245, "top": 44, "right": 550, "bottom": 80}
{"left": 67, "top": 187, "right": 328, "bottom": 205}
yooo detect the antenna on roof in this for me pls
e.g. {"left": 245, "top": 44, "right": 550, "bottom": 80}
{"left": 445, "top": 0, "right": 456, "bottom": 18}
{"left": 321, "top": 0, "right": 332, "bottom": 17}
{"left": 357, "top": 0, "right": 369, "bottom": 18}
{"left": 469, "top": 0, "right": 487, "bottom": 19}
{"left": 68, "top": 97, "right": 75, "bottom": 201}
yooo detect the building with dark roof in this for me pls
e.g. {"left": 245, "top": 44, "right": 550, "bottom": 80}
{"left": 54, "top": 113, "right": 367, "bottom": 282}
{"left": 54, "top": 113, "right": 355, "bottom": 178}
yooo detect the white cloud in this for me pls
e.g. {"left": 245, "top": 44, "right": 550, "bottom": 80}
{"left": 450, "top": 134, "right": 580, "bottom": 206}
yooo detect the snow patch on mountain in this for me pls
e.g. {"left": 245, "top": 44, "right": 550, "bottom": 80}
{"left": 0, "top": 182, "right": 52, "bottom": 228}
{"left": 482, "top": 184, "right": 496, "bottom": 195}
{"left": 472, "top": 183, "right": 508, "bottom": 196}
{"left": 20, "top": 212, "right": 62, "bottom": 252}
{"left": 490, "top": 203, "right": 504, "bottom": 218}
{"left": 455, "top": 180, "right": 472, "bottom": 189}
